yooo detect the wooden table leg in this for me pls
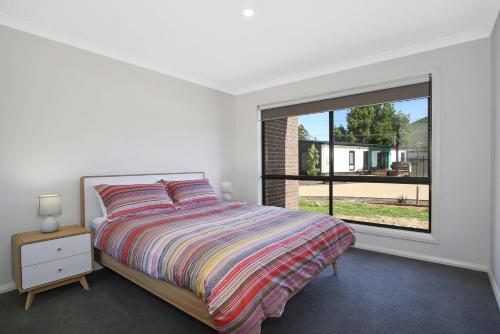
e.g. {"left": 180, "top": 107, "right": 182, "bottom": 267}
{"left": 25, "top": 291, "right": 34, "bottom": 310}
{"left": 332, "top": 261, "right": 339, "bottom": 276}
{"left": 79, "top": 276, "right": 90, "bottom": 290}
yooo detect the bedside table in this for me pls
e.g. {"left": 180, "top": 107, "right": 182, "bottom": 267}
{"left": 11, "top": 225, "right": 93, "bottom": 310}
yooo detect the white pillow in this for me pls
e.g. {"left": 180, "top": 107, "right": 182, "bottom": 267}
{"left": 94, "top": 187, "right": 108, "bottom": 219}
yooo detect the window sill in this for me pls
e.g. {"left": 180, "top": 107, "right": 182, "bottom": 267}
{"left": 349, "top": 223, "right": 438, "bottom": 244}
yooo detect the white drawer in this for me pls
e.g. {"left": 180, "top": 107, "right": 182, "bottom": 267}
{"left": 22, "top": 252, "right": 91, "bottom": 289}
{"left": 21, "top": 233, "right": 90, "bottom": 267}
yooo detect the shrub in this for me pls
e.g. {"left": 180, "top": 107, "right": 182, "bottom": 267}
{"left": 397, "top": 195, "right": 407, "bottom": 204}
{"left": 307, "top": 144, "right": 320, "bottom": 176}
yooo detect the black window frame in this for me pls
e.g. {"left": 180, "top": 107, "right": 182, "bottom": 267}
{"left": 261, "top": 79, "right": 432, "bottom": 233}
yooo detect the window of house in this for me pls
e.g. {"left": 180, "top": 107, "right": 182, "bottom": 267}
{"left": 261, "top": 77, "right": 432, "bottom": 232}
{"left": 349, "top": 151, "right": 355, "bottom": 170}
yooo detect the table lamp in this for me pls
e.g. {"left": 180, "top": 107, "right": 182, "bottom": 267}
{"left": 221, "top": 181, "right": 233, "bottom": 201}
{"left": 38, "top": 195, "right": 62, "bottom": 233}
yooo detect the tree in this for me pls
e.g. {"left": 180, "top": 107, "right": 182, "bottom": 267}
{"left": 346, "top": 106, "right": 375, "bottom": 144}
{"left": 391, "top": 112, "right": 410, "bottom": 173}
{"left": 298, "top": 124, "right": 314, "bottom": 140}
{"left": 344, "top": 103, "right": 410, "bottom": 146}
{"left": 392, "top": 112, "right": 410, "bottom": 147}
{"left": 306, "top": 144, "right": 320, "bottom": 176}
{"left": 333, "top": 125, "right": 347, "bottom": 142}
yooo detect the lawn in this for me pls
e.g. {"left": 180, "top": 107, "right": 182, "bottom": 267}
{"left": 299, "top": 198, "right": 429, "bottom": 221}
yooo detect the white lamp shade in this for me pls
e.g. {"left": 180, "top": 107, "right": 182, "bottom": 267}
{"left": 221, "top": 181, "right": 233, "bottom": 194}
{"left": 38, "top": 195, "right": 62, "bottom": 216}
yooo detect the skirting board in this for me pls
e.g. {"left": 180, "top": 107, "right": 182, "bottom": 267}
{"left": 488, "top": 271, "right": 500, "bottom": 311}
{"left": 353, "top": 243, "right": 489, "bottom": 272}
{"left": 0, "top": 281, "right": 16, "bottom": 294}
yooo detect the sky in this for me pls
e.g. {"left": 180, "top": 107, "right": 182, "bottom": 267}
{"left": 298, "top": 98, "right": 428, "bottom": 141}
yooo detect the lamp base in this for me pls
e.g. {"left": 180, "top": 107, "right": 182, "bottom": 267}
{"left": 221, "top": 193, "right": 232, "bottom": 201}
{"left": 41, "top": 216, "right": 59, "bottom": 233}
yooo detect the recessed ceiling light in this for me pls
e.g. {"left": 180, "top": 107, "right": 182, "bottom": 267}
{"left": 243, "top": 9, "right": 254, "bottom": 17}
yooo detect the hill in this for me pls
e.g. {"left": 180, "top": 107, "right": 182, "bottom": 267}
{"left": 408, "top": 117, "right": 428, "bottom": 148}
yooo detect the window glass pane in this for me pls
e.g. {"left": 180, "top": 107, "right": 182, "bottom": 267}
{"left": 333, "top": 98, "right": 429, "bottom": 177}
{"left": 299, "top": 180, "right": 330, "bottom": 214}
{"left": 263, "top": 112, "right": 329, "bottom": 176}
{"left": 264, "top": 179, "right": 330, "bottom": 214}
{"left": 332, "top": 182, "right": 429, "bottom": 230}
{"left": 298, "top": 112, "right": 329, "bottom": 176}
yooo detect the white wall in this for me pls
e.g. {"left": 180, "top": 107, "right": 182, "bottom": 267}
{"left": 234, "top": 38, "right": 492, "bottom": 269}
{"left": 389, "top": 150, "right": 407, "bottom": 167}
{"left": 491, "top": 12, "right": 500, "bottom": 307}
{"left": 0, "top": 26, "right": 235, "bottom": 287}
{"left": 331, "top": 146, "right": 367, "bottom": 173}
{"left": 320, "top": 145, "right": 329, "bottom": 173}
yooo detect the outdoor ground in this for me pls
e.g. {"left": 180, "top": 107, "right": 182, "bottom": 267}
{"left": 299, "top": 183, "right": 429, "bottom": 229}
{"left": 299, "top": 183, "right": 429, "bottom": 200}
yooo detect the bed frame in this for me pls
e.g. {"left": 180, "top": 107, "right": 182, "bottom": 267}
{"left": 80, "top": 172, "right": 339, "bottom": 330}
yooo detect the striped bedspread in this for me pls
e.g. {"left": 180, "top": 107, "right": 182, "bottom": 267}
{"left": 94, "top": 201, "right": 355, "bottom": 333}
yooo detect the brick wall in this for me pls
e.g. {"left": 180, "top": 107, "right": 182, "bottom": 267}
{"left": 264, "top": 117, "right": 299, "bottom": 209}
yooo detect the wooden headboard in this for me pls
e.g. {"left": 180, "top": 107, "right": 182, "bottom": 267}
{"left": 79, "top": 172, "right": 205, "bottom": 229}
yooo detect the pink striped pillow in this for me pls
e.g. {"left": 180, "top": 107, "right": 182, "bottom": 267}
{"left": 94, "top": 183, "right": 175, "bottom": 221}
{"left": 161, "top": 179, "right": 219, "bottom": 207}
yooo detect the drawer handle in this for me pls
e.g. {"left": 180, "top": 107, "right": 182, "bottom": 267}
{"left": 57, "top": 247, "right": 62, "bottom": 252}
{"left": 58, "top": 268, "right": 63, "bottom": 272}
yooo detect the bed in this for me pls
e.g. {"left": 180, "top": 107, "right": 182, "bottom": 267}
{"left": 80, "top": 172, "right": 355, "bottom": 334}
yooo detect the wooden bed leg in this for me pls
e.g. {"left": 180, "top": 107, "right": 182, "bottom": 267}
{"left": 332, "top": 261, "right": 339, "bottom": 276}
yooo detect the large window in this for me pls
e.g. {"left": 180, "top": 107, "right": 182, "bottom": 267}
{"left": 261, "top": 78, "right": 432, "bottom": 232}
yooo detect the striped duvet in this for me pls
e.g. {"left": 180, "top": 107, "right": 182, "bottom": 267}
{"left": 94, "top": 201, "right": 355, "bottom": 333}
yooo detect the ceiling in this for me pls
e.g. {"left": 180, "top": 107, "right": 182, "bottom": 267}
{"left": 0, "top": 0, "right": 499, "bottom": 94}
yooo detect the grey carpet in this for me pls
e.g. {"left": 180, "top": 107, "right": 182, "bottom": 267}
{"left": 0, "top": 248, "right": 499, "bottom": 334}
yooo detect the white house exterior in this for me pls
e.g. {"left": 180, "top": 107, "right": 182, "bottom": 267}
{"left": 324, "top": 144, "right": 406, "bottom": 174}
{"left": 299, "top": 140, "right": 407, "bottom": 175}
